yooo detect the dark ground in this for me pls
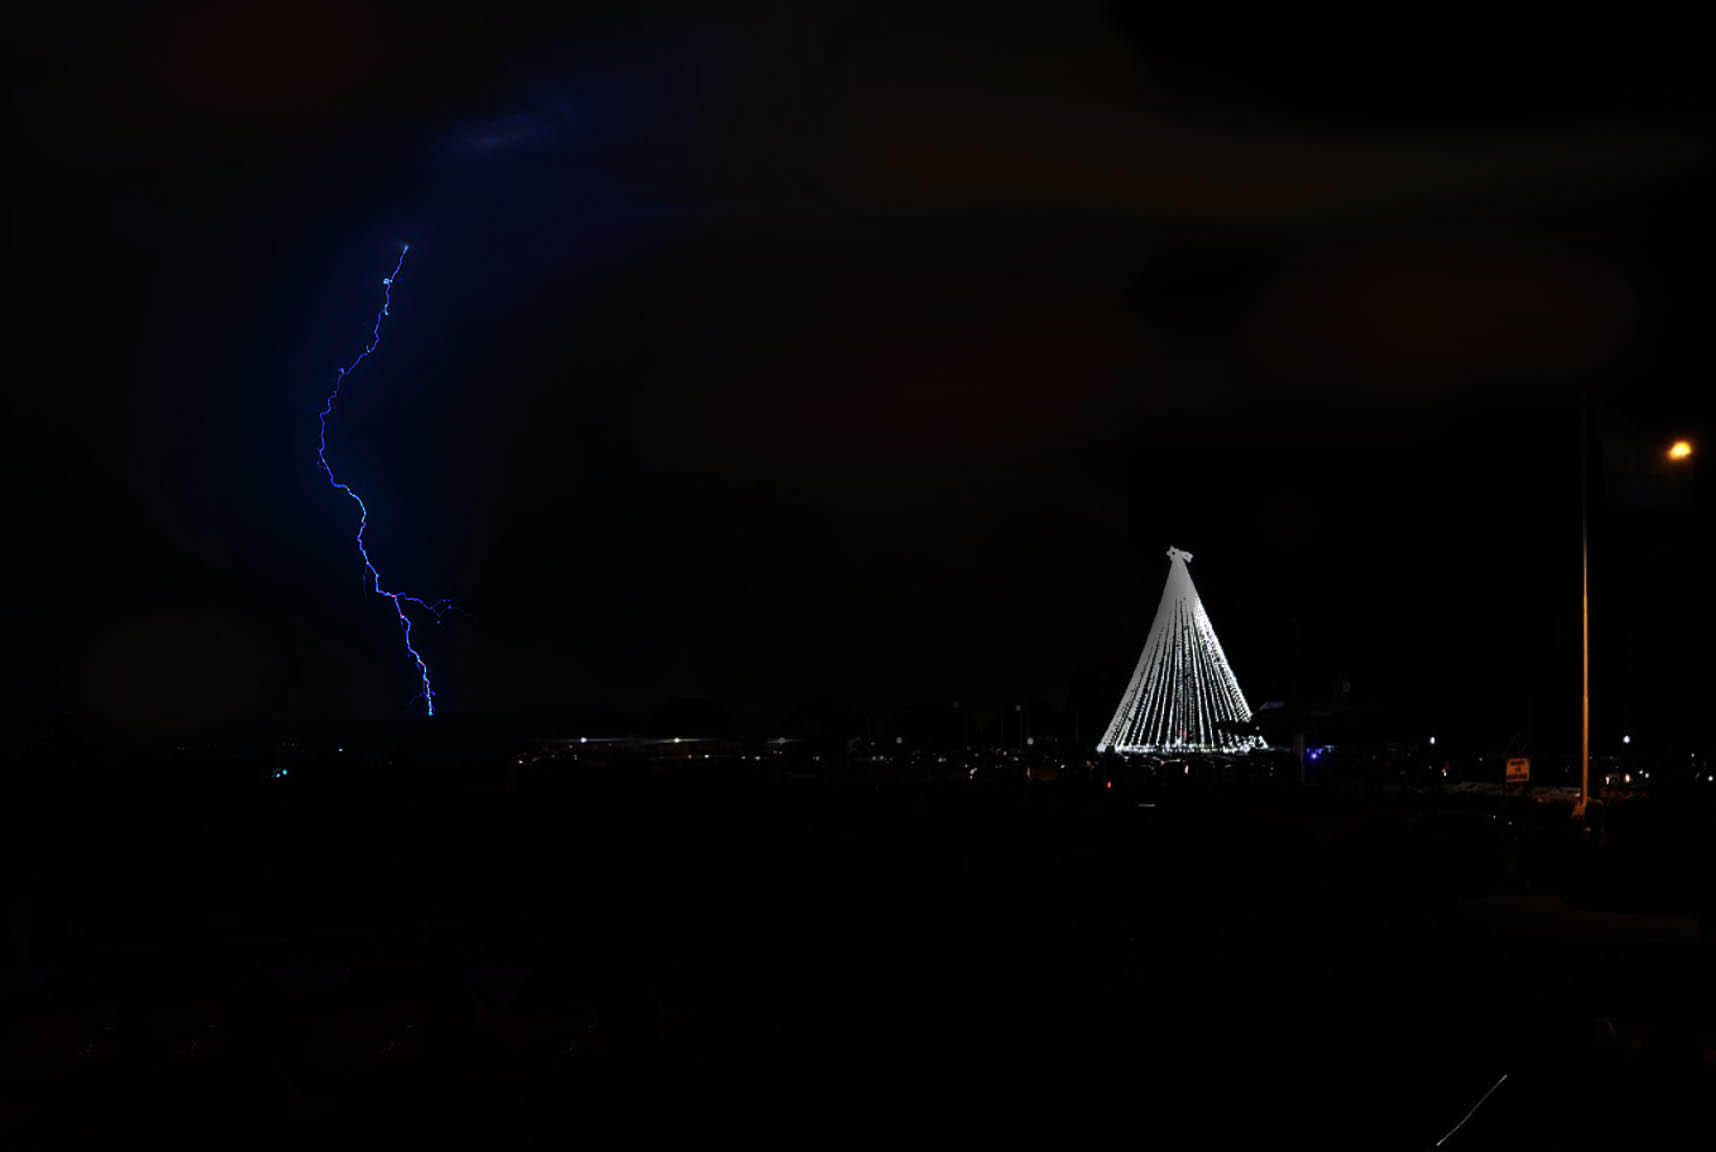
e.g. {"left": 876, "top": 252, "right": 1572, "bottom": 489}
{"left": 4, "top": 760, "right": 1711, "bottom": 1146}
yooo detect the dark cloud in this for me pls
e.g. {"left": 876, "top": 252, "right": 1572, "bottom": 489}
{"left": 10, "top": 2, "right": 1710, "bottom": 746}
{"left": 826, "top": 89, "right": 1697, "bottom": 224}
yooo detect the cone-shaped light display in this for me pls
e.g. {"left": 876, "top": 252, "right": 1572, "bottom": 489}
{"left": 1098, "top": 547, "right": 1265, "bottom": 753}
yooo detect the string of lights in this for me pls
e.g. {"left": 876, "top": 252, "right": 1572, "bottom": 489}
{"left": 1098, "top": 547, "right": 1264, "bottom": 753}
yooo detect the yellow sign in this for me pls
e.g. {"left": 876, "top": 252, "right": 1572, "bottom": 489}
{"left": 1505, "top": 758, "right": 1530, "bottom": 783}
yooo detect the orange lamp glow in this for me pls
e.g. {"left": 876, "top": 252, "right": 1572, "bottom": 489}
{"left": 1668, "top": 440, "right": 1692, "bottom": 460}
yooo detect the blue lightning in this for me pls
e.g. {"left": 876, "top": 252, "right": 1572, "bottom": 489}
{"left": 316, "top": 245, "right": 453, "bottom": 716}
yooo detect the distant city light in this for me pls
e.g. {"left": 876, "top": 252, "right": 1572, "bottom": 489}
{"left": 1667, "top": 439, "right": 1693, "bottom": 460}
{"left": 1428, "top": 736, "right": 1436, "bottom": 746}
{"left": 1623, "top": 734, "right": 1631, "bottom": 745}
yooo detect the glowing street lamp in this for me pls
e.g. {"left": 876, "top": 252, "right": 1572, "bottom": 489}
{"left": 1575, "top": 433, "right": 1695, "bottom": 821}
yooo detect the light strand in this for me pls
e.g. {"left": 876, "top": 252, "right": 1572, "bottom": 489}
{"left": 1098, "top": 547, "right": 1264, "bottom": 753}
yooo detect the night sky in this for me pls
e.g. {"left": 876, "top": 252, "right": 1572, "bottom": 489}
{"left": 13, "top": 4, "right": 1711, "bottom": 750}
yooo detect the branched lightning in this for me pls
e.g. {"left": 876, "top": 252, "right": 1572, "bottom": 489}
{"left": 316, "top": 245, "right": 454, "bottom": 716}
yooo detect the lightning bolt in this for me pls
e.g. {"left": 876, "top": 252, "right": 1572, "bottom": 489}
{"left": 316, "top": 244, "right": 453, "bottom": 716}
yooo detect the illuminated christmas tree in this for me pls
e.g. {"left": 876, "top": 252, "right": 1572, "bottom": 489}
{"left": 1097, "top": 547, "right": 1265, "bottom": 754}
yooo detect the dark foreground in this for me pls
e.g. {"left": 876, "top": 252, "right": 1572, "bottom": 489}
{"left": 4, "top": 763, "right": 1712, "bottom": 1147}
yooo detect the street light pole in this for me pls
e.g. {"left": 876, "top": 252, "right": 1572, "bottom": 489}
{"left": 1577, "top": 403, "right": 1590, "bottom": 821}
{"left": 1572, "top": 424, "right": 1692, "bottom": 823}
